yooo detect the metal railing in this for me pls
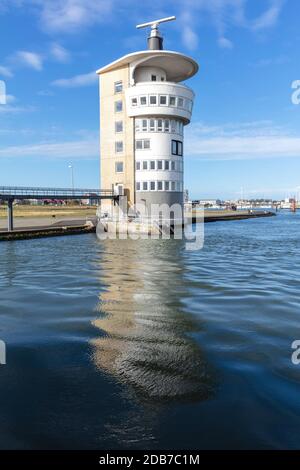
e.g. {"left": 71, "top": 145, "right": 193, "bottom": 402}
{"left": 0, "top": 186, "right": 115, "bottom": 199}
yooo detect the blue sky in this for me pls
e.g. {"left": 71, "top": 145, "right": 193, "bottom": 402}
{"left": 0, "top": 0, "right": 299, "bottom": 199}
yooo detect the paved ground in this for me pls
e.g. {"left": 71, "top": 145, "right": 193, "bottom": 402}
{"left": 0, "top": 216, "right": 97, "bottom": 232}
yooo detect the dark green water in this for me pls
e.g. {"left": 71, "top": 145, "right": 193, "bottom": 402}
{"left": 0, "top": 211, "right": 300, "bottom": 449}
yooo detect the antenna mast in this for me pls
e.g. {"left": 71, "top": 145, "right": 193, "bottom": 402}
{"left": 136, "top": 16, "right": 176, "bottom": 50}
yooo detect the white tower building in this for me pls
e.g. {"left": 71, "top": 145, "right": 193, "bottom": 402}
{"left": 97, "top": 17, "right": 198, "bottom": 217}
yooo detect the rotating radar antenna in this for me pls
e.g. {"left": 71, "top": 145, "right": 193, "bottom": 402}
{"left": 136, "top": 16, "right": 176, "bottom": 50}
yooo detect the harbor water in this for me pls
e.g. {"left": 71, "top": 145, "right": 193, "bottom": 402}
{"left": 0, "top": 211, "right": 299, "bottom": 449}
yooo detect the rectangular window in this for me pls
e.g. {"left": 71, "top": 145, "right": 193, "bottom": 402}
{"left": 159, "top": 95, "right": 167, "bottom": 105}
{"left": 143, "top": 182, "right": 148, "bottom": 191}
{"left": 165, "top": 160, "right": 169, "bottom": 170}
{"left": 178, "top": 97, "right": 184, "bottom": 108}
{"left": 135, "top": 139, "right": 150, "bottom": 150}
{"left": 171, "top": 120, "right": 176, "bottom": 133}
{"left": 114, "top": 81, "right": 123, "bottom": 93}
{"left": 115, "top": 161, "right": 124, "bottom": 173}
{"left": 157, "top": 181, "right": 163, "bottom": 191}
{"left": 115, "top": 121, "right": 123, "bottom": 133}
{"left": 143, "top": 161, "right": 148, "bottom": 170}
{"left": 178, "top": 141, "right": 183, "bottom": 156}
{"left": 140, "top": 96, "right": 147, "bottom": 106}
{"left": 150, "top": 160, "right": 155, "bottom": 170}
{"left": 136, "top": 161, "right": 141, "bottom": 170}
{"left": 149, "top": 119, "right": 155, "bottom": 131}
{"left": 171, "top": 161, "right": 176, "bottom": 171}
{"left": 157, "top": 119, "right": 163, "bottom": 132}
{"left": 157, "top": 160, "right": 163, "bottom": 170}
{"left": 115, "top": 141, "right": 123, "bottom": 153}
{"left": 142, "top": 119, "right": 148, "bottom": 132}
{"left": 169, "top": 96, "right": 176, "bottom": 106}
{"left": 171, "top": 140, "right": 183, "bottom": 156}
{"left": 171, "top": 181, "right": 176, "bottom": 191}
{"left": 150, "top": 181, "right": 155, "bottom": 191}
{"left": 115, "top": 100, "right": 123, "bottom": 113}
{"left": 165, "top": 181, "right": 170, "bottom": 191}
{"left": 149, "top": 95, "right": 157, "bottom": 105}
{"left": 164, "top": 119, "right": 170, "bottom": 132}
{"left": 131, "top": 97, "right": 138, "bottom": 107}
{"left": 135, "top": 119, "right": 140, "bottom": 132}
{"left": 151, "top": 75, "right": 157, "bottom": 81}
{"left": 136, "top": 182, "right": 140, "bottom": 191}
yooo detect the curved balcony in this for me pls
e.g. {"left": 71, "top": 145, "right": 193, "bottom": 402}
{"left": 125, "top": 82, "right": 194, "bottom": 124}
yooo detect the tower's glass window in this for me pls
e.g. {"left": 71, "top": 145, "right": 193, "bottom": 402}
{"left": 136, "top": 140, "right": 143, "bottom": 150}
{"left": 165, "top": 181, "right": 170, "bottom": 191}
{"left": 171, "top": 140, "right": 183, "bottom": 156}
{"left": 143, "top": 182, "right": 148, "bottom": 191}
{"left": 171, "top": 181, "right": 176, "bottom": 191}
{"left": 157, "top": 160, "right": 163, "bottom": 170}
{"left": 135, "top": 119, "right": 140, "bottom": 132}
{"left": 115, "top": 100, "right": 123, "bottom": 112}
{"left": 114, "top": 81, "right": 123, "bottom": 93}
{"left": 157, "top": 119, "right": 163, "bottom": 132}
{"left": 115, "top": 121, "right": 123, "bottom": 133}
{"left": 178, "top": 97, "right": 184, "bottom": 108}
{"left": 171, "top": 120, "right": 176, "bottom": 133}
{"left": 150, "top": 161, "right": 155, "bottom": 170}
{"left": 159, "top": 95, "right": 167, "bottom": 105}
{"left": 140, "top": 96, "right": 147, "bottom": 106}
{"left": 131, "top": 97, "right": 137, "bottom": 107}
{"left": 151, "top": 75, "right": 157, "bottom": 81}
{"left": 115, "top": 161, "right": 124, "bottom": 173}
{"left": 144, "top": 139, "right": 150, "bottom": 149}
{"left": 136, "top": 182, "right": 140, "bottom": 191}
{"left": 164, "top": 120, "right": 170, "bottom": 132}
{"left": 115, "top": 141, "right": 123, "bottom": 153}
{"left": 142, "top": 120, "right": 148, "bottom": 132}
{"left": 149, "top": 119, "right": 155, "bottom": 131}
{"left": 150, "top": 181, "right": 155, "bottom": 191}
{"left": 157, "top": 181, "right": 163, "bottom": 191}
{"left": 149, "top": 95, "right": 157, "bottom": 105}
{"left": 136, "top": 161, "right": 141, "bottom": 170}
{"left": 169, "top": 96, "right": 176, "bottom": 106}
{"left": 143, "top": 161, "right": 148, "bottom": 170}
{"left": 171, "top": 161, "right": 176, "bottom": 171}
{"left": 165, "top": 160, "right": 170, "bottom": 170}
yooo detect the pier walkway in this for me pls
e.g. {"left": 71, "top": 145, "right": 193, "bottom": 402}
{"left": 0, "top": 186, "right": 118, "bottom": 232}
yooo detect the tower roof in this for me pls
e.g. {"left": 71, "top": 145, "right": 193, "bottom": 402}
{"left": 96, "top": 50, "right": 198, "bottom": 83}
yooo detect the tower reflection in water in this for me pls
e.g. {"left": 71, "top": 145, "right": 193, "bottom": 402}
{"left": 91, "top": 239, "right": 215, "bottom": 402}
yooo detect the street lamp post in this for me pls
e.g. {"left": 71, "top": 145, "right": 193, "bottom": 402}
{"left": 68, "top": 164, "right": 74, "bottom": 194}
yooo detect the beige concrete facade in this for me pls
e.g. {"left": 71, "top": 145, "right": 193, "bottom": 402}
{"left": 99, "top": 65, "right": 135, "bottom": 211}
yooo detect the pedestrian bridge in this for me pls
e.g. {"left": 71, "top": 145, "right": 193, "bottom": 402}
{"left": 0, "top": 186, "right": 118, "bottom": 232}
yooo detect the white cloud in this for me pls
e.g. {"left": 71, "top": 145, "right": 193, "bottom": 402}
{"left": 33, "top": 0, "right": 114, "bottom": 33}
{"left": 50, "top": 43, "right": 71, "bottom": 62}
{"left": 218, "top": 37, "right": 234, "bottom": 49}
{"left": 52, "top": 71, "right": 97, "bottom": 88}
{"left": 179, "top": 0, "right": 285, "bottom": 50}
{"left": 0, "top": 104, "right": 36, "bottom": 114}
{"left": 185, "top": 121, "right": 300, "bottom": 160}
{"left": 0, "top": 138, "right": 98, "bottom": 159}
{"left": 0, "top": 65, "right": 13, "bottom": 78}
{"left": 251, "top": 0, "right": 284, "bottom": 31}
{"left": 13, "top": 51, "right": 44, "bottom": 71}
